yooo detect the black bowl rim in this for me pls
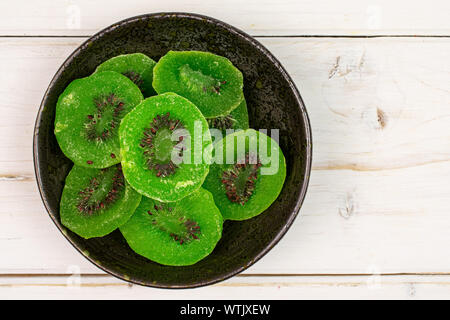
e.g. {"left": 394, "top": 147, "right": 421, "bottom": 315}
{"left": 33, "top": 12, "right": 312, "bottom": 289}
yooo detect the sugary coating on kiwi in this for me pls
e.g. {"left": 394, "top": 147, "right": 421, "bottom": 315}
{"left": 54, "top": 71, "right": 143, "bottom": 168}
{"left": 208, "top": 98, "right": 249, "bottom": 135}
{"left": 119, "top": 92, "right": 212, "bottom": 202}
{"left": 60, "top": 164, "right": 142, "bottom": 239}
{"left": 153, "top": 51, "right": 244, "bottom": 118}
{"left": 120, "top": 188, "right": 223, "bottom": 266}
{"left": 202, "top": 129, "right": 286, "bottom": 221}
{"left": 95, "top": 53, "right": 157, "bottom": 97}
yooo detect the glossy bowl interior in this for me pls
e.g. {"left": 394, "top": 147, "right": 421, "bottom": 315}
{"left": 33, "top": 12, "right": 312, "bottom": 288}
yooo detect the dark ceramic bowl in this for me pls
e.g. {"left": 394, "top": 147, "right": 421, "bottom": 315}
{"left": 33, "top": 12, "right": 312, "bottom": 288}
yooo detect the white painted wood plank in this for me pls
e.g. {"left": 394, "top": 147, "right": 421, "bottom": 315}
{"left": 2, "top": 162, "right": 450, "bottom": 274}
{"left": 0, "top": 0, "right": 449, "bottom": 36}
{"left": 2, "top": 37, "right": 450, "bottom": 176}
{"left": 1, "top": 274, "right": 450, "bottom": 299}
{"left": 0, "top": 37, "right": 450, "bottom": 274}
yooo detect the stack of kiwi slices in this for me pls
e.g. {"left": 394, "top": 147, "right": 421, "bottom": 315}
{"left": 55, "top": 51, "right": 286, "bottom": 267}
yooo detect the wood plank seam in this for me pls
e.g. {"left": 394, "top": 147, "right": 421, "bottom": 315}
{"left": 1, "top": 35, "right": 450, "bottom": 39}
{"left": 2, "top": 272, "right": 450, "bottom": 278}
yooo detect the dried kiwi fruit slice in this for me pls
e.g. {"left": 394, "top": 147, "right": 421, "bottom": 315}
{"left": 153, "top": 51, "right": 244, "bottom": 118}
{"left": 208, "top": 98, "right": 249, "bottom": 135}
{"left": 120, "top": 188, "right": 223, "bottom": 266}
{"left": 60, "top": 164, "right": 142, "bottom": 239}
{"left": 119, "top": 92, "right": 212, "bottom": 202}
{"left": 95, "top": 53, "right": 157, "bottom": 97}
{"left": 55, "top": 71, "right": 143, "bottom": 168}
{"left": 203, "top": 129, "right": 286, "bottom": 221}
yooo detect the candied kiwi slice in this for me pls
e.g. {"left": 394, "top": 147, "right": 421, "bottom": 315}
{"left": 208, "top": 98, "right": 249, "bottom": 136}
{"left": 55, "top": 71, "right": 143, "bottom": 168}
{"left": 203, "top": 129, "right": 286, "bottom": 221}
{"left": 95, "top": 53, "right": 157, "bottom": 97}
{"left": 119, "top": 93, "right": 212, "bottom": 202}
{"left": 60, "top": 164, "right": 142, "bottom": 239}
{"left": 153, "top": 51, "right": 244, "bottom": 118}
{"left": 120, "top": 188, "right": 223, "bottom": 266}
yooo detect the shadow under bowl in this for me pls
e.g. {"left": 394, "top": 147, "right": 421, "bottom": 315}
{"left": 33, "top": 12, "right": 312, "bottom": 288}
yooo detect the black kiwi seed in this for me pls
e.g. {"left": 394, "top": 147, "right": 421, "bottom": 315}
{"left": 221, "top": 153, "right": 262, "bottom": 206}
{"left": 122, "top": 71, "right": 144, "bottom": 90}
{"left": 201, "top": 79, "right": 227, "bottom": 95}
{"left": 139, "top": 112, "right": 187, "bottom": 178}
{"left": 207, "top": 114, "right": 236, "bottom": 131}
{"left": 76, "top": 165, "right": 125, "bottom": 215}
{"left": 85, "top": 93, "right": 125, "bottom": 142}
{"left": 147, "top": 204, "right": 201, "bottom": 245}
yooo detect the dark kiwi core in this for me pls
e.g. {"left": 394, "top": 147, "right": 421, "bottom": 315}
{"left": 85, "top": 93, "right": 125, "bottom": 142}
{"left": 76, "top": 165, "right": 125, "bottom": 215}
{"left": 122, "top": 71, "right": 144, "bottom": 90}
{"left": 207, "top": 115, "right": 235, "bottom": 131}
{"left": 147, "top": 204, "right": 201, "bottom": 245}
{"left": 222, "top": 153, "right": 262, "bottom": 205}
{"left": 140, "top": 112, "right": 186, "bottom": 178}
{"left": 179, "top": 64, "right": 227, "bottom": 95}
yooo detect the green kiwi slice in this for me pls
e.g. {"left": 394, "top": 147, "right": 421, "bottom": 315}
{"left": 120, "top": 188, "right": 223, "bottom": 266}
{"left": 119, "top": 92, "right": 212, "bottom": 202}
{"left": 60, "top": 164, "right": 142, "bottom": 239}
{"left": 95, "top": 53, "right": 157, "bottom": 97}
{"left": 54, "top": 71, "right": 143, "bottom": 168}
{"left": 152, "top": 51, "right": 244, "bottom": 118}
{"left": 203, "top": 129, "right": 286, "bottom": 221}
{"left": 207, "top": 98, "right": 249, "bottom": 135}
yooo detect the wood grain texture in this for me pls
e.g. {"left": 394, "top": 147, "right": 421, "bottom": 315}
{"left": 0, "top": 0, "right": 449, "bottom": 36}
{"left": 0, "top": 37, "right": 449, "bottom": 277}
{"left": 2, "top": 274, "right": 450, "bottom": 299}
{"left": 2, "top": 37, "right": 450, "bottom": 175}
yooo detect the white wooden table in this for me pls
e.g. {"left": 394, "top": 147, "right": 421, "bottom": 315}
{"left": 1, "top": 0, "right": 450, "bottom": 299}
